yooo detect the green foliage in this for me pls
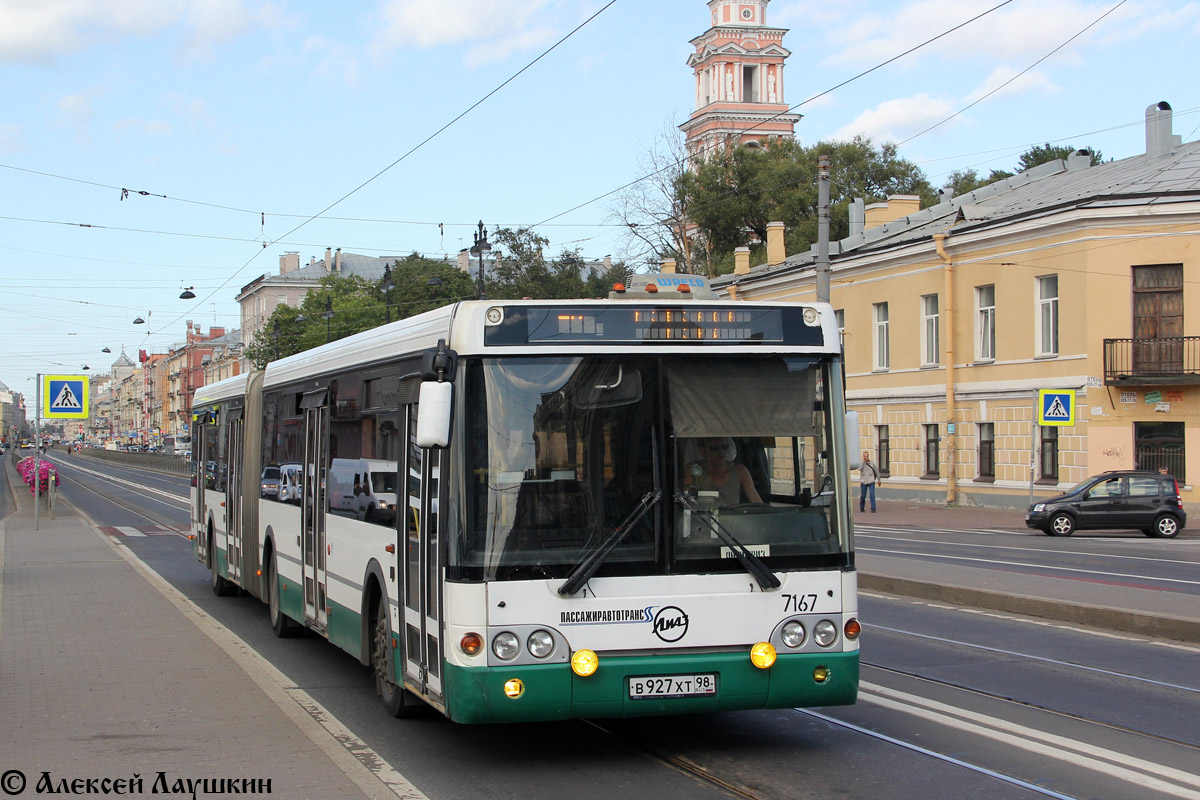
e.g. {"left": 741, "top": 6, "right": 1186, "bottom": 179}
{"left": 940, "top": 144, "right": 1104, "bottom": 196}
{"left": 242, "top": 255, "right": 475, "bottom": 367}
{"left": 485, "top": 228, "right": 632, "bottom": 300}
{"left": 676, "top": 136, "right": 935, "bottom": 273}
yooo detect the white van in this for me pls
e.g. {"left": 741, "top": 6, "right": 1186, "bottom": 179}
{"left": 327, "top": 458, "right": 399, "bottom": 523}
{"left": 278, "top": 463, "right": 303, "bottom": 505}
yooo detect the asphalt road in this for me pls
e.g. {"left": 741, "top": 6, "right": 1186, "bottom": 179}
{"left": 15, "top": 451, "right": 1200, "bottom": 800}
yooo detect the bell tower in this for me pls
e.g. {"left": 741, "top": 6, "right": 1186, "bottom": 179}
{"left": 680, "top": 0, "right": 800, "bottom": 160}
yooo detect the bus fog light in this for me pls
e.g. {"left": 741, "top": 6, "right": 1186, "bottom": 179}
{"left": 781, "top": 620, "right": 806, "bottom": 648}
{"left": 844, "top": 618, "right": 861, "bottom": 641}
{"left": 503, "top": 678, "right": 525, "bottom": 698}
{"left": 571, "top": 649, "right": 598, "bottom": 677}
{"left": 527, "top": 629, "right": 554, "bottom": 658}
{"left": 492, "top": 632, "right": 520, "bottom": 661}
{"left": 750, "top": 642, "right": 776, "bottom": 669}
{"left": 813, "top": 666, "right": 831, "bottom": 683}
{"left": 814, "top": 620, "right": 838, "bottom": 647}
{"left": 459, "top": 633, "right": 483, "bottom": 656}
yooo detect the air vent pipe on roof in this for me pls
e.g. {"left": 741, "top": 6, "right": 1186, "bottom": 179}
{"left": 1146, "top": 101, "right": 1181, "bottom": 158}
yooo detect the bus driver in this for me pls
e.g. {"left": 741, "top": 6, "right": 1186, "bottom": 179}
{"left": 687, "top": 437, "right": 763, "bottom": 507}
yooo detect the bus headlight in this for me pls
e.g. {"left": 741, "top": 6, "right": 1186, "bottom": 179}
{"left": 814, "top": 620, "right": 838, "bottom": 648}
{"left": 492, "top": 632, "right": 520, "bottom": 661}
{"left": 527, "top": 629, "right": 555, "bottom": 659}
{"left": 781, "top": 620, "right": 806, "bottom": 648}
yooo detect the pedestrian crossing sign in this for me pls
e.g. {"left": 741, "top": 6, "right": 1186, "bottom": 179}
{"left": 1038, "top": 389, "right": 1075, "bottom": 427}
{"left": 42, "top": 374, "right": 89, "bottom": 419}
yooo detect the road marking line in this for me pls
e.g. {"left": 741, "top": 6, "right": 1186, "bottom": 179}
{"left": 115, "top": 526, "right": 146, "bottom": 537}
{"left": 860, "top": 681, "right": 1200, "bottom": 798}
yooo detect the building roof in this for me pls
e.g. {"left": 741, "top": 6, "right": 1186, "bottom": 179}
{"left": 715, "top": 103, "right": 1200, "bottom": 287}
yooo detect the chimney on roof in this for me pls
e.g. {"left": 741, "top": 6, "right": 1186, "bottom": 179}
{"left": 1146, "top": 101, "right": 1181, "bottom": 158}
{"left": 334, "top": 248, "right": 342, "bottom": 272}
{"left": 660, "top": 258, "right": 677, "bottom": 273}
{"left": 325, "top": 247, "right": 332, "bottom": 271}
{"left": 734, "top": 247, "right": 751, "bottom": 275}
{"left": 766, "top": 221, "right": 785, "bottom": 266}
{"left": 457, "top": 249, "right": 470, "bottom": 272}
{"left": 280, "top": 252, "right": 300, "bottom": 274}
{"left": 864, "top": 195, "right": 920, "bottom": 231}
{"left": 848, "top": 198, "right": 866, "bottom": 237}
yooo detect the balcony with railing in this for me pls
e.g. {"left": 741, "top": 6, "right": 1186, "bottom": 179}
{"left": 1104, "top": 336, "right": 1200, "bottom": 385}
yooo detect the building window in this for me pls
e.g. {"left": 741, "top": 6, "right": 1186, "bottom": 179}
{"left": 1037, "top": 275, "right": 1058, "bottom": 356}
{"left": 976, "top": 285, "right": 995, "bottom": 361}
{"left": 978, "top": 422, "right": 995, "bottom": 479}
{"left": 924, "top": 424, "right": 939, "bottom": 478}
{"left": 742, "top": 65, "right": 759, "bottom": 102}
{"left": 921, "top": 294, "right": 939, "bottom": 366}
{"left": 1039, "top": 426, "right": 1059, "bottom": 482}
{"left": 874, "top": 303, "right": 890, "bottom": 370}
{"left": 876, "top": 425, "right": 890, "bottom": 476}
{"left": 1135, "top": 421, "right": 1185, "bottom": 483}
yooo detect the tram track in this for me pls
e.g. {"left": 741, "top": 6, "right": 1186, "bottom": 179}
{"left": 861, "top": 623, "right": 1200, "bottom": 753}
{"left": 47, "top": 460, "right": 189, "bottom": 537}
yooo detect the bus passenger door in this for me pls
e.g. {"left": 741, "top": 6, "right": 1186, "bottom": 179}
{"left": 192, "top": 424, "right": 208, "bottom": 561}
{"left": 301, "top": 391, "right": 329, "bottom": 631}
{"left": 402, "top": 405, "right": 443, "bottom": 701}
{"left": 224, "top": 413, "right": 244, "bottom": 582}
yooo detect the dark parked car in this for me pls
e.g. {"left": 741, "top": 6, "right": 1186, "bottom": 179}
{"left": 1025, "top": 470, "right": 1186, "bottom": 538}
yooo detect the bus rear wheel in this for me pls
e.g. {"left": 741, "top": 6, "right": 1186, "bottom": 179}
{"left": 371, "top": 595, "right": 421, "bottom": 718}
{"left": 210, "top": 539, "right": 236, "bottom": 597}
{"left": 268, "top": 550, "right": 297, "bottom": 637}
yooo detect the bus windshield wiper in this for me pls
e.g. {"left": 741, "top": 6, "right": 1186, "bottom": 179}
{"left": 674, "top": 491, "right": 781, "bottom": 590}
{"left": 558, "top": 489, "right": 662, "bottom": 597}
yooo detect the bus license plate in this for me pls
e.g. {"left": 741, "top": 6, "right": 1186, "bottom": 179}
{"left": 628, "top": 673, "right": 717, "bottom": 700}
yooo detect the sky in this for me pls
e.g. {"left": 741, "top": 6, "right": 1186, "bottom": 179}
{"left": 1, "top": 0, "right": 1197, "bottom": 403}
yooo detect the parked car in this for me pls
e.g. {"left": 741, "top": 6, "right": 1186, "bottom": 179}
{"left": 260, "top": 465, "right": 281, "bottom": 498}
{"left": 1025, "top": 470, "right": 1186, "bottom": 538}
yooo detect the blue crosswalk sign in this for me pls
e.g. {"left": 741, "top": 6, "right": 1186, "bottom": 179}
{"left": 43, "top": 374, "right": 89, "bottom": 419}
{"left": 1038, "top": 390, "right": 1074, "bottom": 427}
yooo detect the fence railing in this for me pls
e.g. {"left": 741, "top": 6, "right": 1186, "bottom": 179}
{"left": 72, "top": 447, "right": 192, "bottom": 477}
{"left": 1104, "top": 336, "right": 1200, "bottom": 384}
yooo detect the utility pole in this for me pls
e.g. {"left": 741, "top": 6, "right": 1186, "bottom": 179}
{"left": 816, "top": 155, "right": 831, "bottom": 303}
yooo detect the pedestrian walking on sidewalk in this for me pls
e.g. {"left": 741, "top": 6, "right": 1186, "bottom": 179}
{"left": 859, "top": 452, "right": 878, "bottom": 513}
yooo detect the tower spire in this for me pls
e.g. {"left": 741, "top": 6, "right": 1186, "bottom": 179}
{"left": 680, "top": 0, "right": 800, "bottom": 161}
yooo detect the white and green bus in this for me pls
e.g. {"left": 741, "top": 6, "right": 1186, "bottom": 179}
{"left": 191, "top": 275, "right": 861, "bottom": 724}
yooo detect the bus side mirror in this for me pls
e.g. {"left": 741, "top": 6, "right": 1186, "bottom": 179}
{"left": 416, "top": 381, "right": 453, "bottom": 448}
{"left": 845, "top": 410, "right": 861, "bottom": 470}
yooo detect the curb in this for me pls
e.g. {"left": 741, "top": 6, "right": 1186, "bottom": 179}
{"left": 860, "top": 574, "right": 1200, "bottom": 645}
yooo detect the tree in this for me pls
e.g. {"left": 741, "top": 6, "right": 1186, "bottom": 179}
{"left": 676, "top": 135, "right": 935, "bottom": 273}
{"left": 608, "top": 121, "right": 706, "bottom": 274}
{"left": 486, "top": 228, "right": 631, "bottom": 300}
{"left": 242, "top": 257, "right": 475, "bottom": 367}
{"left": 940, "top": 144, "right": 1104, "bottom": 196}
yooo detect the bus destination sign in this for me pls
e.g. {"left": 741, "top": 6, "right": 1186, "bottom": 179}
{"left": 484, "top": 306, "right": 824, "bottom": 347}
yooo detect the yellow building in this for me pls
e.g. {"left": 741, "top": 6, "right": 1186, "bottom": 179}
{"left": 715, "top": 102, "right": 1199, "bottom": 509}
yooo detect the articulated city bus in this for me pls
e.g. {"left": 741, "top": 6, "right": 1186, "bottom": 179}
{"left": 191, "top": 275, "right": 861, "bottom": 723}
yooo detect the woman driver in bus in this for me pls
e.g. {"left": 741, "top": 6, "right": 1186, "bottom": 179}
{"left": 687, "top": 437, "right": 763, "bottom": 507}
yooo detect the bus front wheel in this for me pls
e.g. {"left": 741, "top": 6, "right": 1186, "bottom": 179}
{"left": 372, "top": 595, "right": 422, "bottom": 718}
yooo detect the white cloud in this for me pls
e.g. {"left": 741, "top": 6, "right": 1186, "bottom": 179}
{"left": 829, "top": 93, "right": 961, "bottom": 143}
{"left": 0, "top": 0, "right": 274, "bottom": 64}
{"left": 966, "top": 66, "right": 1061, "bottom": 104}
{"left": 370, "top": 0, "right": 558, "bottom": 65}
{"left": 113, "top": 118, "right": 173, "bottom": 137}
{"left": 0, "top": 123, "right": 24, "bottom": 153}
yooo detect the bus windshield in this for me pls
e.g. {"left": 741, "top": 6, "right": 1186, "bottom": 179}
{"left": 455, "top": 354, "right": 850, "bottom": 582}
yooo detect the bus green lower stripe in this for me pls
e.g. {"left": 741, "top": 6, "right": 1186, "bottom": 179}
{"left": 443, "top": 651, "right": 858, "bottom": 724}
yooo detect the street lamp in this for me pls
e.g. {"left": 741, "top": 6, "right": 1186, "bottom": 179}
{"left": 382, "top": 265, "right": 395, "bottom": 323}
{"left": 470, "top": 220, "right": 491, "bottom": 299}
{"left": 179, "top": 286, "right": 196, "bottom": 300}
{"left": 322, "top": 298, "right": 335, "bottom": 343}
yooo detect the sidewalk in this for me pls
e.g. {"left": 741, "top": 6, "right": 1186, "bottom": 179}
{"left": 854, "top": 499, "right": 1200, "bottom": 644}
{"left": 0, "top": 456, "right": 419, "bottom": 800}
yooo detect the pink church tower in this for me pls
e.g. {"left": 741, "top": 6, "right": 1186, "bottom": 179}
{"left": 679, "top": 0, "right": 800, "bottom": 160}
